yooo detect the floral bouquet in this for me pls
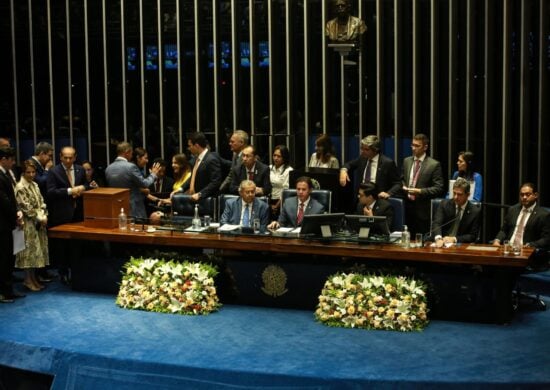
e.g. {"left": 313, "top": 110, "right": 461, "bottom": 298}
{"left": 315, "top": 273, "right": 429, "bottom": 331}
{"left": 116, "top": 257, "right": 220, "bottom": 315}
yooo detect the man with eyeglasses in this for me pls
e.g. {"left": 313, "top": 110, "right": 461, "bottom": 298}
{"left": 401, "top": 133, "right": 444, "bottom": 236}
{"left": 493, "top": 182, "right": 550, "bottom": 250}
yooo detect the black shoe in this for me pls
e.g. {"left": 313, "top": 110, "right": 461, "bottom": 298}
{"left": 38, "top": 276, "right": 53, "bottom": 283}
{"left": 7, "top": 291, "right": 26, "bottom": 299}
{"left": 0, "top": 295, "right": 15, "bottom": 303}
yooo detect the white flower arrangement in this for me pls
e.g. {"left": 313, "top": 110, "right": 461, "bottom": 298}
{"left": 116, "top": 257, "right": 220, "bottom": 315}
{"left": 315, "top": 273, "right": 429, "bottom": 331}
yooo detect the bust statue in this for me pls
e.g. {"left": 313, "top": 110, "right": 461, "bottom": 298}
{"left": 325, "top": 0, "right": 367, "bottom": 43}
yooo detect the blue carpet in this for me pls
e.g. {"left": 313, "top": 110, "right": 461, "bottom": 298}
{"left": 0, "top": 282, "right": 549, "bottom": 389}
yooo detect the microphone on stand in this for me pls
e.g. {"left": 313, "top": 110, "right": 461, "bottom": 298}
{"left": 422, "top": 213, "right": 461, "bottom": 243}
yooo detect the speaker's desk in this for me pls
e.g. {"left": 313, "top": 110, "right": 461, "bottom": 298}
{"left": 49, "top": 223, "right": 534, "bottom": 323}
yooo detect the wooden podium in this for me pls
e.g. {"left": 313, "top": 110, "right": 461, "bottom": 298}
{"left": 83, "top": 188, "right": 130, "bottom": 228}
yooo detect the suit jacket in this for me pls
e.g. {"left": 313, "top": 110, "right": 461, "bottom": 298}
{"left": 355, "top": 198, "right": 394, "bottom": 235}
{"left": 182, "top": 151, "right": 222, "bottom": 199}
{"left": 344, "top": 153, "right": 402, "bottom": 196}
{"left": 30, "top": 156, "right": 49, "bottom": 199}
{"left": 495, "top": 203, "right": 550, "bottom": 250}
{"left": 432, "top": 199, "right": 481, "bottom": 243}
{"left": 229, "top": 161, "right": 272, "bottom": 196}
{"left": 46, "top": 163, "right": 88, "bottom": 227}
{"left": 278, "top": 196, "right": 326, "bottom": 228}
{"left": 148, "top": 176, "right": 175, "bottom": 195}
{"left": 105, "top": 157, "right": 157, "bottom": 220}
{"left": 401, "top": 155, "right": 445, "bottom": 235}
{"left": 220, "top": 153, "right": 242, "bottom": 193}
{"left": 0, "top": 170, "right": 17, "bottom": 232}
{"left": 220, "top": 197, "right": 270, "bottom": 232}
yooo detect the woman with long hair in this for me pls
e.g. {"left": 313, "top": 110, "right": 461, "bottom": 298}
{"left": 269, "top": 145, "right": 294, "bottom": 219}
{"left": 309, "top": 134, "right": 339, "bottom": 168}
{"left": 449, "top": 150, "right": 483, "bottom": 201}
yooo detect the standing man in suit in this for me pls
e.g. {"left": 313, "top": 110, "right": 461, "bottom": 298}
{"left": 268, "top": 176, "right": 326, "bottom": 229}
{"left": 220, "top": 130, "right": 249, "bottom": 193}
{"left": 229, "top": 145, "right": 271, "bottom": 197}
{"left": 220, "top": 180, "right": 270, "bottom": 232}
{"left": 0, "top": 146, "right": 25, "bottom": 302}
{"left": 105, "top": 142, "right": 161, "bottom": 221}
{"left": 432, "top": 178, "right": 481, "bottom": 246}
{"left": 339, "top": 135, "right": 401, "bottom": 199}
{"left": 493, "top": 182, "right": 550, "bottom": 250}
{"left": 30, "top": 142, "right": 54, "bottom": 198}
{"left": 355, "top": 182, "right": 394, "bottom": 235}
{"left": 181, "top": 132, "right": 222, "bottom": 201}
{"left": 401, "top": 133, "right": 445, "bottom": 236}
{"left": 47, "top": 146, "right": 90, "bottom": 283}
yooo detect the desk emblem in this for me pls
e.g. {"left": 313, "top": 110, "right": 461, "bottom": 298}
{"left": 261, "top": 265, "right": 288, "bottom": 297}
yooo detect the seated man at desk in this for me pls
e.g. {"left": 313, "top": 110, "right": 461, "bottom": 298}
{"left": 355, "top": 182, "right": 394, "bottom": 235}
{"left": 268, "top": 176, "right": 326, "bottom": 229}
{"left": 493, "top": 182, "right": 550, "bottom": 250}
{"left": 432, "top": 178, "right": 481, "bottom": 247}
{"left": 229, "top": 145, "right": 271, "bottom": 197}
{"left": 220, "top": 180, "right": 270, "bottom": 232}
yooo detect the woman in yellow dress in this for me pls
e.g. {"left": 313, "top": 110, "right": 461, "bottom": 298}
{"left": 15, "top": 160, "right": 49, "bottom": 291}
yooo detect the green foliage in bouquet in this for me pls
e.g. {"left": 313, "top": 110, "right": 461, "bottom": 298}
{"left": 315, "top": 273, "right": 429, "bottom": 331}
{"left": 116, "top": 257, "right": 220, "bottom": 315}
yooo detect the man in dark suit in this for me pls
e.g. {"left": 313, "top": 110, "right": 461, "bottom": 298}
{"left": 220, "top": 130, "right": 248, "bottom": 193}
{"left": 30, "top": 142, "right": 54, "bottom": 199}
{"left": 182, "top": 132, "right": 222, "bottom": 201}
{"left": 340, "top": 135, "right": 401, "bottom": 199}
{"left": 493, "top": 182, "right": 550, "bottom": 250}
{"left": 46, "top": 146, "right": 90, "bottom": 283}
{"left": 269, "top": 176, "right": 326, "bottom": 229}
{"left": 229, "top": 145, "right": 271, "bottom": 197}
{"left": 432, "top": 178, "right": 481, "bottom": 246}
{"left": 355, "top": 182, "right": 394, "bottom": 235}
{"left": 0, "top": 146, "right": 25, "bottom": 302}
{"left": 401, "top": 133, "right": 445, "bottom": 236}
{"left": 148, "top": 158, "right": 174, "bottom": 195}
{"left": 220, "top": 180, "right": 270, "bottom": 232}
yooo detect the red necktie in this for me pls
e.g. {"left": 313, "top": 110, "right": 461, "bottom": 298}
{"left": 248, "top": 170, "right": 254, "bottom": 180}
{"left": 297, "top": 202, "right": 305, "bottom": 226}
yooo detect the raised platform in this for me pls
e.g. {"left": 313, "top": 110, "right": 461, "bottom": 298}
{"left": 1, "top": 281, "right": 550, "bottom": 389}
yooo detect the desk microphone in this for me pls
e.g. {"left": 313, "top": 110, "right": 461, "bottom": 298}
{"left": 422, "top": 214, "right": 461, "bottom": 242}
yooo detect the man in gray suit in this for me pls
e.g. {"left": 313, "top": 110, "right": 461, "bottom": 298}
{"left": 220, "top": 180, "right": 270, "bottom": 232}
{"left": 401, "top": 133, "right": 445, "bottom": 236}
{"left": 268, "top": 176, "right": 326, "bottom": 229}
{"left": 105, "top": 142, "right": 161, "bottom": 221}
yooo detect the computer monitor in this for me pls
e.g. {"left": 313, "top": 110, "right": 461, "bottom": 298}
{"left": 300, "top": 213, "right": 345, "bottom": 238}
{"left": 345, "top": 215, "right": 390, "bottom": 239}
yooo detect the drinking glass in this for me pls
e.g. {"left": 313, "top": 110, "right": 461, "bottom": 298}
{"left": 503, "top": 240, "right": 510, "bottom": 255}
{"left": 415, "top": 233, "right": 423, "bottom": 248}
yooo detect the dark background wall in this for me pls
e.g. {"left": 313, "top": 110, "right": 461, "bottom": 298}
{"left": 0, "top": 0, "right": 549, "bottom": 239}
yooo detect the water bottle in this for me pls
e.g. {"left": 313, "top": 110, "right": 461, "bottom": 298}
{"left": 118, "top": 208, "right": 127, "bottom": 230}
{"left": 401, "top": 225, "right": 410, "bottom": 248}
{"left": 192, "top": 204, "right": 201, "bottom": 229}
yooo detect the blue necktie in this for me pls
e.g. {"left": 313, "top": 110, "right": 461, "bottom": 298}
{"left": 243, "top": 204, "right": 250, "bottom": 227}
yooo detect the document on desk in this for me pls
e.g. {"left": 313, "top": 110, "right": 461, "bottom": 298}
{"left": 218, "top": 224, "right": 241, "bottom": 232}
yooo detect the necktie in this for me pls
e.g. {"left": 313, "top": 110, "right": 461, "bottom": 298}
{"left": 514, "top": 209, "right": 529, "bottom": 246}
{"left": 155, "top": 179, "right": 160, "bottom": 193}
{"left": 66, "top": 168, "right": 73, "bottom": 187}
{"left": 408, "top": 159, "right": 421, "bottom": 200}
{"left": 448, "top": 206, "right": 462, "bottom": 237}
{"left": 363, "top": 159, "right": 372, "bottom": 183}
{"left": 189, "top": 158, "right": 200, "bottom": 194}
{"left": 248, "top": 170, "right": 254, "bottom": 180}
{"left": 242, "top": 204, "right": 250, "bottom": 227}
{"left": 296, "top": 202, "right": 305, "bottom": 226}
